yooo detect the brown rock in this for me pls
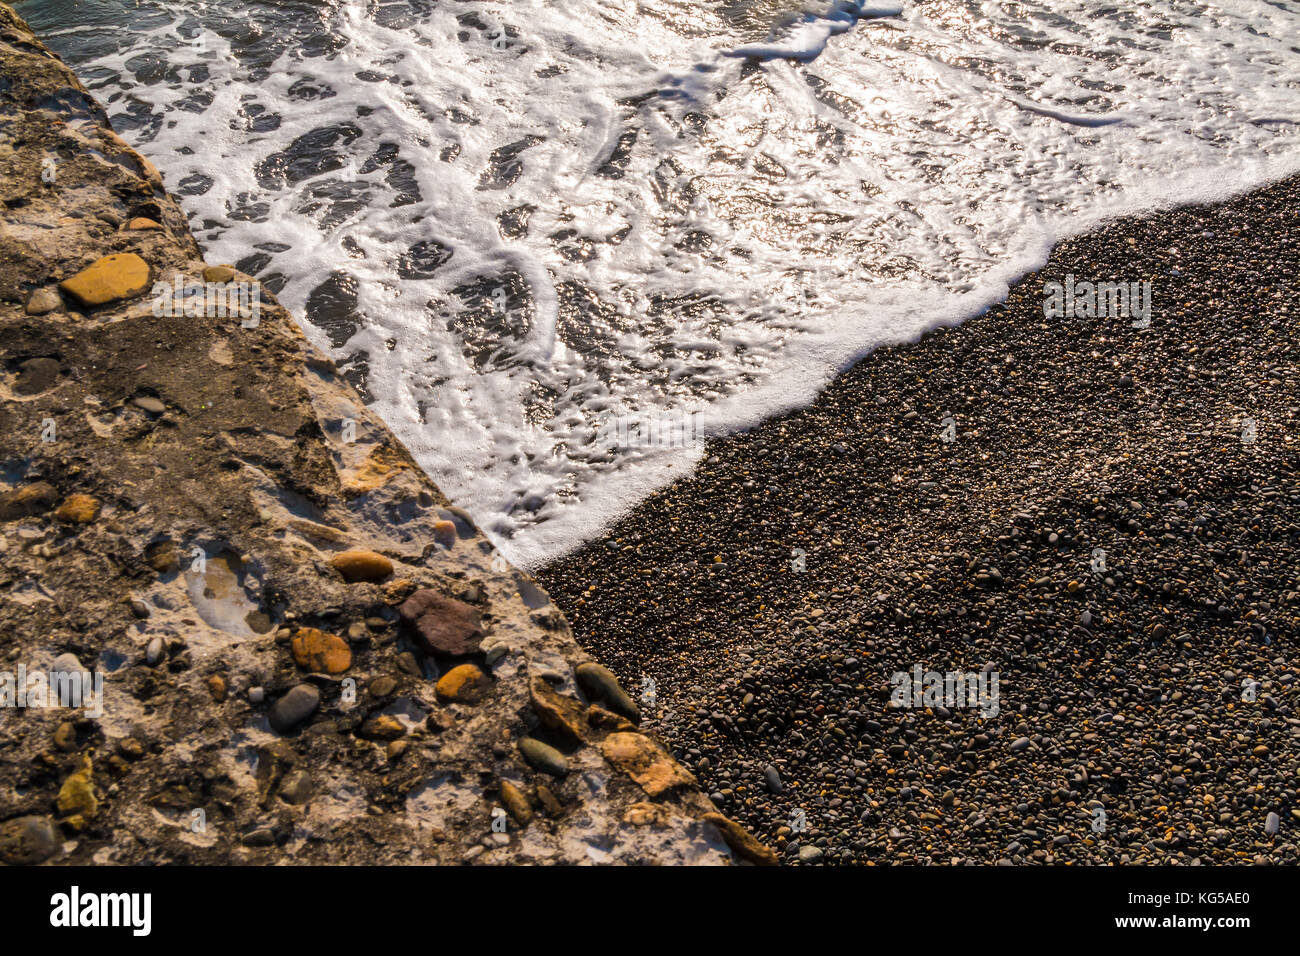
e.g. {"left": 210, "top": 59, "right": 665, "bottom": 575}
{"left": 701, "top": 812, "right": 779, "bottom": 866}
{"left": 25, "top": 287, "right": 61, "bottom": 315}
{"left": 54, "top": 494, "right": 100, "bottom": 524}
{"left": 399, "top": 588, "right": 483, "bottom": 656}
{"left": 600, "top": 732, "right": 694, "bottom": 797}
{"left": 290, "top": 628, "right": 352, "bottom": 674}
{"left": 624, "top": 802, "right": 671, "bottom": 827}
{"left": 329, "top": 548, "right": 393, "bottom": 582}
{"left": 125, "top": 217, "right": 163, "bottom": 231}
{"left": 499, "top": 780, "right": 533, "bottom": 826}
{"left": 202, "top": 265, "right": 238, "bottom": 283}
{"left": 436, "top": 664, "right": 490, "bottom": 704}
{"left": 53, "top": 721, "right": 77, "bottom": 752}
{"left": 587, "top": 703, "right": 637, "bottom": 733}
{"left": 59, "top": 253, "right": 151, "bottom": 307}
{"left": 530, "top": 677, "right": 587, "bottom": 744}
{"left": 0, "top": 482, "right": 58, "bottom": 521}
{"left": 206, "top": 674, "right": 227, "bottom": 702}
{"left": 145, "top": 539, "right": 180, "bottom": 573}
{"left": 359, "top": 714, "right": 405, "bottom": 741}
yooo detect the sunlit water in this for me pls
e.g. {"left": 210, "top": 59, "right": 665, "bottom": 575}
{"left": 17, "top": 0, "right": 1300, "bottom": 567}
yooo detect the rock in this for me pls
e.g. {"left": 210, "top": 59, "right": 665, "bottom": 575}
{"left": 399, "top": 588, "right": 484, "bottom": 656}
{"left": 0, "top": 482, "right": 58, "bottom": 520}
{"left": 0, "top": 815, "right": 61, "bottom": 865}
{"left": 359, "top": 714, "right": 405, "bottom": 740}
{"left": 14, "top": 357, "right": 60, "bottom": 394}
{"left": 329, "top": 549, "right": 393, "bottom": 582}
{"left": 575, "top": 662, "right": 640, "bottom": 723}
{"left": 625, "top": 802, "right": 670, "bottom": 827}
{"left": 1010, "top": 737, "right": 1031, "bottom": 752}
{"left": 1265, "top": 811, "right": 1280, "bottom": 836}
{"left": 369, "top": 676, "right": 397, "bottom": 698}
{"left": 24, "top": 287, "right": 61, "bottom": 315}
{"left": 128, "top": 598, "right": 150, "bottom": 619}
{"left": 145, "top": 636, "right": 165, "bottom": 665}
{"left": 797, "top": 845, "right": 824, "bottom": 864}
{"left": 290, "top": 628, "right": 352, "bottom": 674}
{"left": 206, "top": 674, "right": 227, "bottom": 701}
{"left": 499, "top": 780, "right": 533, "bottom": 826}
{"left": 586, "top": 703, "right": 636, "bottom": 733}
{"left": 56, "top": 753, "right": 98, "bottom": 830}
{"left": 701, "top": 812, "right": 779, "bottom": 866}
{"left": 117, "top": 737, "right": 144, "bottom": 760}
{"left": 132, "top": 396, "right": 165, "bottom": 415}
{"left": 53, "top": 721, "right": 77, "bottom": 752}
{"left": 433, "top": 520, "right": 458, "bottom": 549}
{"left": 144, "top": 540, "right": 179, "bottom": 573}
{"left": 240, "top": 827, "right": 276, "bottom": 847}
{"left": 202, "top": 265, "right": 238, "bottom": 283}
{"left": 600, "top": 732, "right": 693, "bottom": 797}
{"left": 59, "top": 253, "right": 151, "bottom": 307}
{"left": 763, "top": 764, "right": 784, "bottom": 795}
{"left": 54, "top": 494, "right": 100, "bottom": 524}
{"left": 248, "top": 686, "right": 265, "bottom": 705}
{"left": 529, "top": 676, "right": 587, "bottom": 743}
{"left": 269, "top": 684, "right": 320, "bottom": 733}
{"left": 52, "top": 652, "right": 83, "bottom": 674}
{"left": 518, "top": 738, "right": 568, "bottom": 778}
{"left": 125, "top": 217, "right": 163, "bottom": 230}
{"left": 279, "top": 770, "right": 313, "bottom": 805}
{"left": 435, "top": 664, "right": 491, "bottom": 704}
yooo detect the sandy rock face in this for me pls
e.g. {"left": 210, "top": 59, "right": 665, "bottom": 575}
{"left": 0, "top": 3, "right": 767, "bottom": 866}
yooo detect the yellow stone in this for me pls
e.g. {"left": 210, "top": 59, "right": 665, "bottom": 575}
{"left": 57, "top": 754, "right": 98, "bottom": 831}
{"left": 125, "top": 217, "right": 163, "bottom": 231}
{"left": 290, "top": 628, "right": 352, "bottom": 674}
{"left": 202, "top": 265, "right": 237, "bottom": 283}
{"left": 329, "top": 548, "right": 393, "bottom": 582}
{"left": 499, "top": 780, "right": 533, "bottom": 826}
{"left": 435, "top": 664, "right": 490, "bottom": 704}
{"left": 600, "top": 732, "right": 694, "bottom": 797}
{"left": 59, "top": 253, "right": 151, "bottom": 307}
{"left": 54, "top": 494, "right": 100, "bottom": 524}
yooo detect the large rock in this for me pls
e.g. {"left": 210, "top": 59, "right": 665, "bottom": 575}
{"left": 290, "top": 628, "right": 351, "bottom": 674}
{"left": 59, "top": 253, "right": 150, "bottom": 307}
{"left": 399, "top": 588, "right": 483, "bottom": 656}
{"left": 600, "top": 732, "right": 693, "bottom": 797}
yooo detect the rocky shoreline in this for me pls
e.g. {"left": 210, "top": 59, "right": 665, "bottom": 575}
{"left": 0, "top": 4, "right": 769, "bottom": 866}
{"left": 540, "top": 175, "right": 1300, "bottom": 865}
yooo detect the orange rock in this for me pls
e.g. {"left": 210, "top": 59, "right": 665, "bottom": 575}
{"left": 329, "top": 548, "right": 393, "bottom": 582}
{"left": 59, "top": 253, "right": 150, "bottom": 307}
{"left": 701, "top": 812, "right": 779, "bottom": 866}
{"left": 202, "top": 265, "right": 237, "bottom": 283}
{"left": 290, "top": 628, "right": 352, "bottom": 674}
{"left": 435, "top": 664, "right": 490, "bottom": 704}
{"left": 54, "top": 494, "right": 100, "bottom": 523}
{"left": 125, "top": 217, "right": 163, "bottom": 231}
{"left": 600, "top": 732, "right": 694, "bottom": 797}
{"left": 530, "top": 677, "right": 586, "bottom": 744}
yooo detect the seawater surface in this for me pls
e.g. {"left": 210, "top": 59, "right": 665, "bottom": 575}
{"left": 17, "top": 0, "right": 1300, "bottom": 566}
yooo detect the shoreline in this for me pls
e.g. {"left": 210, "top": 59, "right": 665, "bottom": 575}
{"left": 538, "top": 173, "right": 1300, "bottom": 864}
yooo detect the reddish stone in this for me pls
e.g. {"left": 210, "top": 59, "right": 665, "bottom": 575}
{"left": 399, "top": 588, "right": 483, "bottom": 656}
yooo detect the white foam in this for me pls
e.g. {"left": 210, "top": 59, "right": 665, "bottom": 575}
{"left": 40, "top": 0, "right": 1300, "bottom": 568}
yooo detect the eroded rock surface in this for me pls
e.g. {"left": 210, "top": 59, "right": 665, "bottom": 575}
{"left": 0, "top": 4, "right": 766, "bottom": 866}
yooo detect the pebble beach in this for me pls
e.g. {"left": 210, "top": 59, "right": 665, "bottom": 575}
{"left": 538, "top": 175, "right": 1300, "bottom": 865}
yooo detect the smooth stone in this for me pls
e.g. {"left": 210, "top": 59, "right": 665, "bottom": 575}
{"left": 797, "top": 846, "right": 825, "bottom": 864}
{"left": 145, "top": 636, "right": 165, "bottom": 665}
{"left": 59, "top": 253, "right": 151, "bottom": 307}
{"left": 279, "top": 769, "right": 313, "bottom": 805}
{"left": 132, "top": 396, "right": 165, "bottom": 415}
{"left": 499, "top": 780, "right": 533, "bottom": 826}
{"left": 52, "top": 652, "right": 82, "bottom": 673}
{"left": 202, "top": 265, "right": 237, "bottom": 283}
{"left": 369, "top": 676, "right": 397, "bottom": 698}
{"left": 763, "top": 764, "right": 784, "bottom": 795}
{"left": 269, "top": 683, "right": 320, "bottom": 733}
{"left": 329, "top": 548, "right": 393, "bottom": 582}
{"left": 125, "top": 217, "right": 163, "bottom": 230}
{"left": 435, "top": 664, "right": 491, "bottom": 704}
{"left": 1265, "top": 811, "right": 1280, "bottom": 836}
{"left": 575, "top": 662, "right": 640, "bottom": 723}
{"left": 518, "top": 738, "right": 568, "bottom": 778}
{"left": 1010, "top": 737, "right": 1031, "bottom": 752}
{"left": 24, "top": 287, "right": 62, "bottom": 315}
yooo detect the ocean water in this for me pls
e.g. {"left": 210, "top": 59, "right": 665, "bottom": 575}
{"left": 18, "top": 0, "right": 1300, "bottom": 568}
